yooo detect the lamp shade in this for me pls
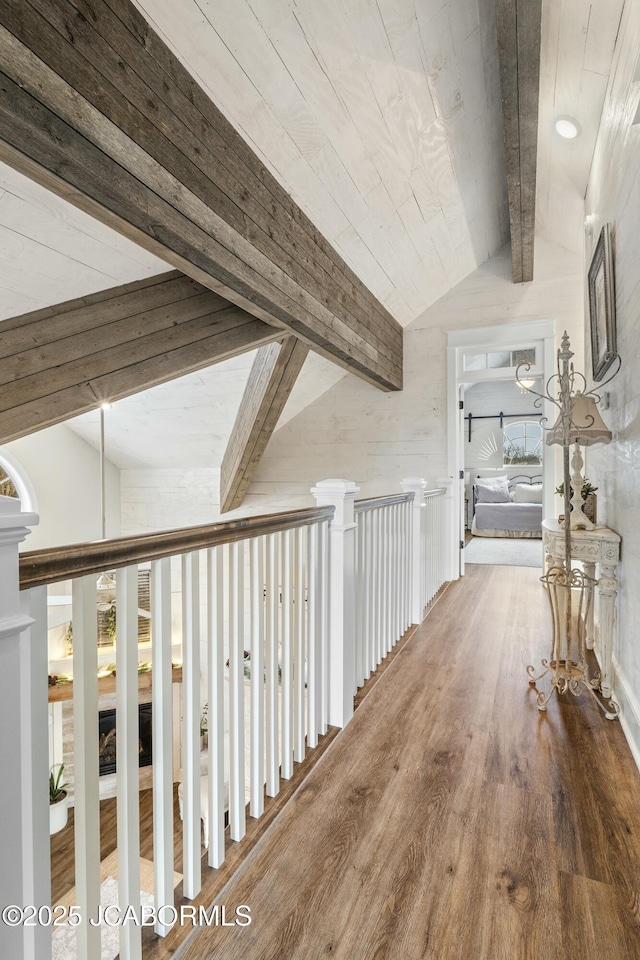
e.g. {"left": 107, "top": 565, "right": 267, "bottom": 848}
{"left": 545, "top": 394, "right": 612, "bottom": 446}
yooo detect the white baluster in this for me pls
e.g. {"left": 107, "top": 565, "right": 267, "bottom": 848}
{"left": 229, "top": 541, "right": 246, "bottom": 841}
{"left": 306, "top": 523, "right": 321, "bottom": 748}
{"left": 390, "top": 505, "right": 396, "bottom": 646}
{"left": 361, "top": 511, "right": 370, "bottom": 681}
{"left": 207, "top": 546, "right": 225, "bottom": 867}
{"left": 116, "top": 566, "right": 142, "bottom": 960}
{"left": 249, "top": 538, "right": 265, "bottom": 819}
{"left": 372, "top": 508, "right": 379, "bottom": 666}
{"left": 320, "top": 518, "right": 330, "bottom": 734}
{"left": 354, "top": 514, "right": 362, "bottom": 692}
{"left": 402, "top": 501, "right": 409, "bottom": 631}
{"left": 72, "top": 575, "right": 101, "bottom": 960}
{"left": 382, "top": 507, "right": 388, "bottom": 651}
{"left": 265, "top": 533, "right": 280, "bottom": 796}
{"left": 294, "top": 526, "right": 306, "bottom": 762}
{"left": 281, "top": 531, "right": 293, "bottom": 779}
{"left": 151, "top": 557, "right": 175, "bottom": 933}
{"left": 369, "top": 511, "right": 376, "bottom": 675}
{"left": 181, "top": 551, "right": 200, "bottom": 898}
{"left": 427, "top": 497, "right": 431, "bottom": 601}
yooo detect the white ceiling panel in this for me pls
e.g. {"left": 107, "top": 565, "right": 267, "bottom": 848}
{"left": 0, "top": 0, "right": 628, "bottom": 473}
{"left": 133, "top": 0, "right": 510, "bottom": 324}
{"left": 536, "top": 0, "right": 625, "bottom": 252}
{"left": 0, "top": 163, "right": 169, "bottom": 320}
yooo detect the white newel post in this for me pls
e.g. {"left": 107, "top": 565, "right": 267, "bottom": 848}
{"left": 437, "top": 477, "right": 458, "bottom": 582}
{"left": 0, "top": 496, "right": 43, "bottom": 960}
{"left": 311, "top": 480, "right": 359, "bottom": 728}
{"left": 400, "top": 479, "right": 427, "bottom": 624}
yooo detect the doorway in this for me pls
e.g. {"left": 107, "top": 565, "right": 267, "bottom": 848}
{"left": 447, "top": 320, "right": 556, "bottom": 577}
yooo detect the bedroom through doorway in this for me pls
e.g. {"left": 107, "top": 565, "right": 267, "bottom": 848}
{"left": 463, "top": 372, "right": 544, "bottom": 568}
{"left": 447, "top": 321, "right": 556, "bottom": 574}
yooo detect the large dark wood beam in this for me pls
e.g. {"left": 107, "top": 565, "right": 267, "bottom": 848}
{"left": 495, "top": 0, "right": 542, "bottom": 283}
{"left": 0, "top": 0, "right": 402, "bottom": 391}
{"left": 220, "top": 338, "right": 309, "bottom": 513}
{"left": 0, "top": 271, "right": 282, "bottom": 444}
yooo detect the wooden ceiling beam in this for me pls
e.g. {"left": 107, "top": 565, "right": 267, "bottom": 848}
{"left": 0, "top": 0, "right": 402, "bottom": 390}
{"left": 495, "top": 0, "right": 542, "bottom": 283}
{"left": 220, "top": 337, "right": 309, "bottom": 513}
{"left": 0, "top": 271, "right": 282, "bottom": 444}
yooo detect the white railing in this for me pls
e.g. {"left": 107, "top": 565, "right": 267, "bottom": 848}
{"left": 402, "top": 480, "right": 448, "bottom": 623}
{"left": 17, "top": 507, "right": 332, "bottom": 960}
{"left": 354, "top": 494, "right": 413, "bottom": 690}
{"left": 423, "top": 489, "right": 446, "bottom": 610}
{"left": 1, "top": 476, "right": 448, "bottom": 960}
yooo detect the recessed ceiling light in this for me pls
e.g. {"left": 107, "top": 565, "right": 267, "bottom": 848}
{"left": 555, "top": 116, "right": 581, "bottom": 139}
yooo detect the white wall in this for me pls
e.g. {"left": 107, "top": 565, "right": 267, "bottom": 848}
{"left": 4, "top": 424, "right": 121, "bottom": 550}
{"left": 583, "top": 0, "right": 640, "bottom": 763}
{"left": 246, "top": 239, "right": 582, "bottom": 507}
{"left": 120, "top": 468, "right": 219, "bottom": 535}
{"left": 465, "top": 378, "right": 540, "bottom": 418}
{"left": 118, "top": 239, "right": 582, "bottom": 534}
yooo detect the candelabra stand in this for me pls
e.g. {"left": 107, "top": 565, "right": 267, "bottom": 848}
{"left": 518, "top": 332, "right": 621, "bottom": 719}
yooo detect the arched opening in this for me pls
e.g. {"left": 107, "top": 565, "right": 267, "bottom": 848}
{"left": 0, "top": 449, "right": 39, "bottom": 514}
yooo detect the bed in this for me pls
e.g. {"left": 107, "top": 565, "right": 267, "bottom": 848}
{"left": 471, "top": 474, "right": 543, "bottom": 539}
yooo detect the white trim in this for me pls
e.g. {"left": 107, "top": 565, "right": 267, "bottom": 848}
{"left": 0, "top": 447, "right": 39, "bottom": 514}
{"left": 447, "top": 319, "right": 555, "bottom": 348}
{"left": 611, "top": 655, "right": 640, "bottom": 777}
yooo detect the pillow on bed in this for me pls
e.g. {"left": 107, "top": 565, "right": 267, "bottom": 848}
{"left": 475, "top": 481, "right": 510, "bottom": 503}
{"left": 475, "top": 473, "right": 509, "bottom": 485}
{"left": 514, "top": 483, "right": 543, "bottom": 504}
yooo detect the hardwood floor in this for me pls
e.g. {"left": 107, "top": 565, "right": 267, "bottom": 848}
{"left": 174, "top": 564, "right": 640, "bottom": 960}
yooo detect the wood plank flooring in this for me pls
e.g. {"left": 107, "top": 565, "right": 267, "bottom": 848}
{"left": 175, "top": 564, "right": 640, "bottom": 960}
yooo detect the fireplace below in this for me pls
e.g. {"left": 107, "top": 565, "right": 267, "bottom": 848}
{"left": 98, "top": 703, "right": 153, "bottom": 777}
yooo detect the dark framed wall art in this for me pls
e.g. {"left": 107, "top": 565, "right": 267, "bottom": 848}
{"left": 588, "top": 223, "right": 617, "bottom": 382}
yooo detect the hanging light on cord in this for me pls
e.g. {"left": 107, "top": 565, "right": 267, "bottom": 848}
{"left": 97, "top": 402, "right": 115, "bottom": 592}
{"left": 99, "top": 402, "right": 111, "bottom": 541}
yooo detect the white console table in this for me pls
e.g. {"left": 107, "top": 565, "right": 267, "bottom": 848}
{"left": 542, "top": 519, "right": 620, "bottom": 698}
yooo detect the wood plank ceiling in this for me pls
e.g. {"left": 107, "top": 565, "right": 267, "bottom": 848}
{"left": 0, "top": 272, "right": 282, "bottom": 445}
{"left": 133, "top": 0, "right": 509, "bottom": 322}
{"left": 1, "top": 0, "right": 622, "bottom": 473}
{"left": 0, "top": 0, "right": 405, "bottom": 393}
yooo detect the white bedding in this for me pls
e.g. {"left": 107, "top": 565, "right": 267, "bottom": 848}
{"left": 472, "top": 501, "right": 542, "bottom": 539}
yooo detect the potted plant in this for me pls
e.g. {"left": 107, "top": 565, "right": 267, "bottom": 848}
{"left": 49, "top": 764, "right": 69, "bottom": 836}
{"left": 555, "top": 480, "right": 598, "bottom": 524}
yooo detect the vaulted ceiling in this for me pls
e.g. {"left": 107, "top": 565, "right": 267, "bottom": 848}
{"left": 0, "top": 0, "right": 626, "bottom": 470}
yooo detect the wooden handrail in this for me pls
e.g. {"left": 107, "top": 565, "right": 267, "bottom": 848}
{"left": 19, "top": 505, "right": 335, "bottom": 590}
{"left": 354, "top": 493, "right": 414, "bottom": 512}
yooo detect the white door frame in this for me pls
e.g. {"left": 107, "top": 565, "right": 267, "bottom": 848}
{"left": 446, "top": 319, "right": 557, "bottom": 580}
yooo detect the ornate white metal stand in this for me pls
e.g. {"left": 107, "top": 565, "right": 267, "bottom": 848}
{"left": 527, "top": 565, "right": 619, "bottom": 719}
{"left": 517, "top": 332, "right": 621, "bottom": 719}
